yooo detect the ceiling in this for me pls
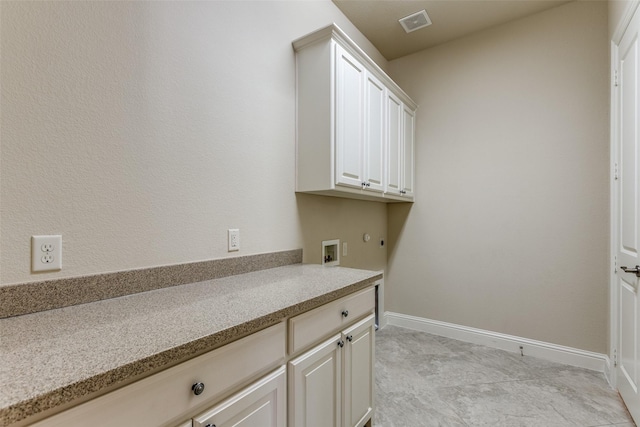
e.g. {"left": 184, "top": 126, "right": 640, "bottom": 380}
{"left": 332, "top": 0, "right": 572, "bottom": 60}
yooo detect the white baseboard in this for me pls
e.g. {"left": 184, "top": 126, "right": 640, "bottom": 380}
{"left": 384, "top": 312, "right": 609, "bottom": 373}
{"left": 604, "top": 356, "right": 614, "bottom": 386}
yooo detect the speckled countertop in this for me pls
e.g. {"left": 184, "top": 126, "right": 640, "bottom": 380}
{"left": 0, "top": 264, "right": 381, "bottom": 426}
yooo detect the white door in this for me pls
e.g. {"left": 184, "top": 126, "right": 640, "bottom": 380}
{"left": 335, "top": 44, "right": 365, "bottom": 190}
{"left": 342, "top": 314, "right": 375, "bottom": 427}
{"left": 616, "top": 7, "right": 640, "bottom": 423}
{"left": 289, "top": 334, "right": 342, "bottom": 427}
{"left": 364, "top": 71, "right": 385, "bottom": 193}
{"left": 192, "top": 366, "right": 286, "bottom": 427}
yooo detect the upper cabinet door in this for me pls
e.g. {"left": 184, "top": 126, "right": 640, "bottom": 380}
{"left": 386, "top": 91, "right": 402, "bottom": 195}
{"left": 401, "top": 104, "right": 415, "bottom": 197}
{"left": 364, "top": 71, "right": 385, "bottom": 193}
{"left": 335, "top": 44, "right": 365, "bottom": 189}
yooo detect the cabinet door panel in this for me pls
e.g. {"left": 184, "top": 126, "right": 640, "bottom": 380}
{"left": 386, "top": 92, "right": 402, "bottom": 195}
{"left": 343, "top": 315, "right": 375, "bottom": 427}
{"left": 335, "top": 44, "right": 365, "bottom": 189}
{"left": 289, "top": 334, "right": 342, "bottom": 427}
{"left": 364, "top": 72, "right": 385, "bottom": 193}
{"left": 401, "top": 105, "right": 415, "bottom": 197}
{"left": 193, "top": 366, "right": 286, "bottom": 427}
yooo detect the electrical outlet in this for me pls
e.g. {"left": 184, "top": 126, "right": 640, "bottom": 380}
{"left": 228, "top": 229, "right": 240, "bottom": 252}
{"left": 32, "top": 235, "right": 62, "bottom": 272}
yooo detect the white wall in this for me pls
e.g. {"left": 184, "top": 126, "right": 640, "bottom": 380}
{"left": 387, "top": 1, "right": 610, "bottom": 353}
{"left": 0, "top": 1, "right": 388, "bottom": 285}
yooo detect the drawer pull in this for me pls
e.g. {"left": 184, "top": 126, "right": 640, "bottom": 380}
{"left": 205, "top": 424, "right": 216, "bottom": 427}
{"left": 192, "top": 382, "right": 205, "bottom": 396}
{"left": 337, "top": 339, "right": 345, "bottom": 348}
{"left": 342, "top": 310, "right": 349, "bottom": 318}
{"left": 346, "top": 334, "right": 353, "bottom": 342}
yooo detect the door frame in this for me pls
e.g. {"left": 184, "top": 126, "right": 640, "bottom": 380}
{"left": 610, "top": 0, "right": 640, "bottom": 388}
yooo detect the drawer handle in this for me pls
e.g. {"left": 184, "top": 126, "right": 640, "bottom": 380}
{"left": 337, "top": 339, "right": 345, "bottom": 348}
{"left": 342, "top": 310, "right": 349, "bottom": 318}
{"left": 205, "top": 424, "right": 216, "bottom": 427}
{"left": 192, "top": 382, "right": 205, "bottom": 396}
{"left": 346, "top": 334, "right": 353, "bottom": 342}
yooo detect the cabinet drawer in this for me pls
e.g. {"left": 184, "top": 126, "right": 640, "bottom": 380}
{"left": 32, "top": 323, "right": 285, "bottom": 427}
{"left": 289, "top": 287, "right": 374, "bottom": 355}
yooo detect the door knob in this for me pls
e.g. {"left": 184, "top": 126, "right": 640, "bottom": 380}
{"left": 620, "top": 265, "right": 640, "bottom": 277}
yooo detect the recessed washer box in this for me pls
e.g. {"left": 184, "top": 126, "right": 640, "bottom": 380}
{"left": 322, "top": 239, "right": 340, "bottom": 266}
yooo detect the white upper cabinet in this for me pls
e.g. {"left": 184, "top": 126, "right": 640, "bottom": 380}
{"left": 401, "top": 105, "right": 415, "bottom": 198}
{"left": 386, "top": 91, "right": 403, "bottom": 196}
{"left": 335, "top": 44, "right": 366, "bottom": 189}
{"left": 294, "top": 24, "right": 417, "bottom": 203}
{"left": 364, "top": 71, "right": 386, "bottom": 193}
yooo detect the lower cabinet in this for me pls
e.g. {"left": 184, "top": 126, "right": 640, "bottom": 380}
{"left": 30, "top": 324, "right": 286, "bottom": 427}
{"left": 288, "top": 334, "right": 342, "bottom": 427}
{"left": 342, "top": 315, "right": 375, "bottom": 427}
{"left": 288, "top": 314, "right": 375, "bottom": 427}
{"left": 192, "top": 366, "right": 286, "bottom": 427}
{"left": 31, "top": 286, "right": 375, "bottom": 427}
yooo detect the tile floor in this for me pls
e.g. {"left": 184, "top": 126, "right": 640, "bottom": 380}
{"left": 374, "top": 325, "right": 635, "bottom": 427}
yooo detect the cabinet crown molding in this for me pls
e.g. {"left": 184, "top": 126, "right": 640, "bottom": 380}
{"left": 292, "top": 23, "right": 417, "bottom": 110}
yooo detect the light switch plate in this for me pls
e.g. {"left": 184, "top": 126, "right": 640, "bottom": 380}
{"left": 32, "top": 235, "right": 62, "bottom": 272}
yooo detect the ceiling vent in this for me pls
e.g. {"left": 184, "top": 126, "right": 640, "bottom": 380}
{"left": 399, "top": 10, "right": 432, "bottom": 33}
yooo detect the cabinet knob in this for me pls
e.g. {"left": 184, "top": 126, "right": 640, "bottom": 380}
{"left": 337, "top": 340, "right": 345, "bottom": 348}
{"left": 346, "top": 334, "right": 353, "bottom": 342}
{"left": 205, "top": 424, "right": 216, "bottom": 427}
{"left": 400, "top": 190, "right": 406, "bottom": 195}
{"left": 342, "top": 310, "right": 349, "bottom": 318}
{"left": 192, "top": 382, "right": 205, "bottom": 396}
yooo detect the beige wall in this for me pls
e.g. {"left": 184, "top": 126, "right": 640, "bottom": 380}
{"left": 297, "top": 194, "right": 387, "bottom": 271}
{"left": 0, "top": 1, "right": 388, "bottom": 285}
{"left": 387, "top": 1, "right": 609, "bottom": 353}
{"left": 609, "top": 0, "right": 633, "bottom": 38}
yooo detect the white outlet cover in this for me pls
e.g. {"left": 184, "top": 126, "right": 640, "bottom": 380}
{"left": 228, "top": 229, "right": 240, "bottom": 252}
{"left": 32, "top": 235, "right": 62, "bottom": 272}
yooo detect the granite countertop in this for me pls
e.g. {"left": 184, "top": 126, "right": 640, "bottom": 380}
{"left": 0, "top": 264, "right": 382, "bottom": 426}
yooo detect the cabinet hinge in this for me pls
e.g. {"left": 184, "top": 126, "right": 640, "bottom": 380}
{"left": 615, "top": 255, "right": 618, "bottom": 274}
{"left": 614, "top": 348, "right": 618, "bottom": 367}
{"left": 615, "top": 69, "right": 619, "bottom": 87}
{"left": 615, "top": 162, "right": 619, "bottom": 181}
